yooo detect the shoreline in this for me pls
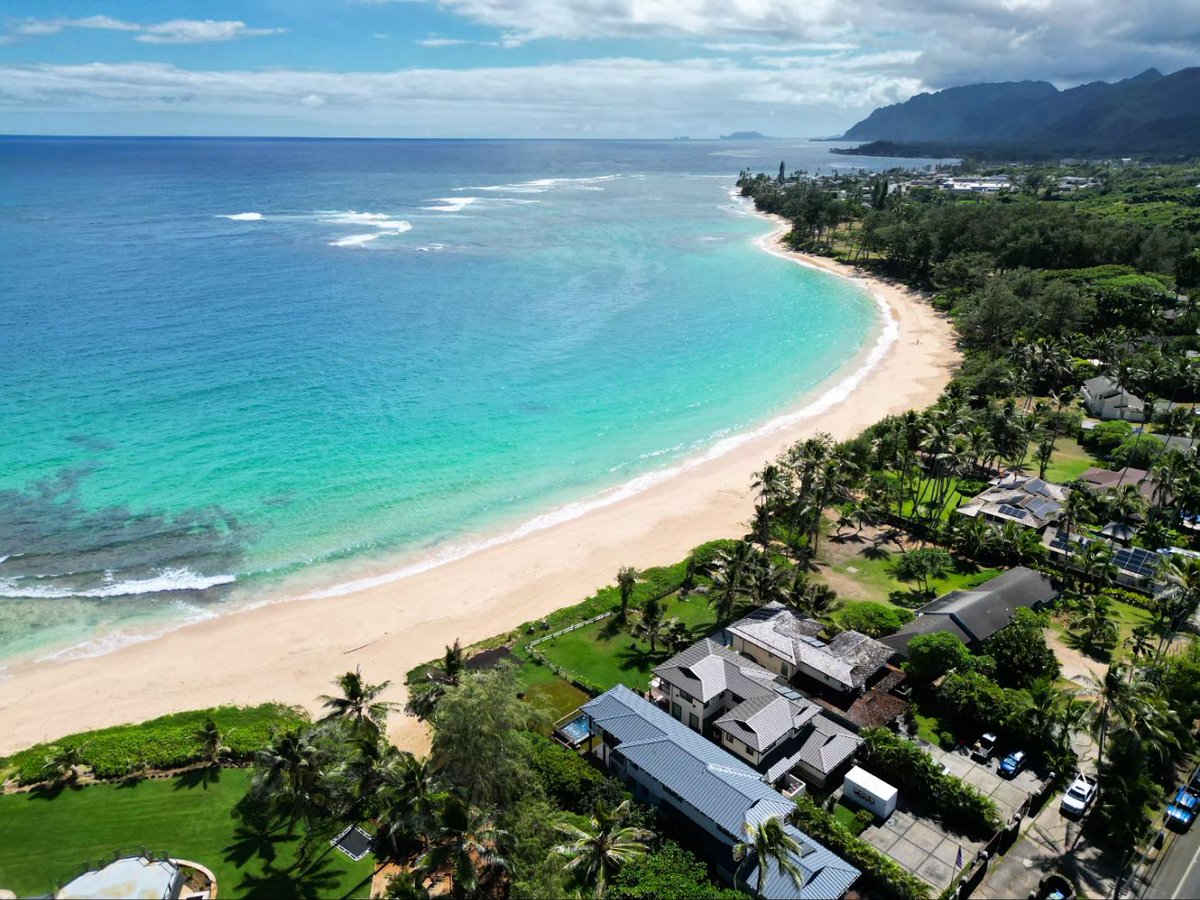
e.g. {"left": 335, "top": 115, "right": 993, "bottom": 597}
{"left": 0, "top": 211, "right": 959, "bottom": 757}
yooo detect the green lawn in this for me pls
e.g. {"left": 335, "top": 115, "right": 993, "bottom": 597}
{"left": 1047, "top": 595, "right": 1155, "bottom": 663}
{"left": 831, "top": 800, "right": 871, "bottom": 836}
{"left": 897, "top": 477, "right": 971, "bottom": 521}
{"left": 532, "top": 593, "right": 719, "bottom": 694}
{"left": 824, "top": 549, "right": 1000, "bottom": 611}
{"left": 0, "top": 770, "right": 374, "bottom": 899}
{"left": 1039, "top": 437, "right": 1098, "bottom": 484}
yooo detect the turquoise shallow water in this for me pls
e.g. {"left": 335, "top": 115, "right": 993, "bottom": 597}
{"left": 0, "top": 138, "right": 931, "bottom": 660}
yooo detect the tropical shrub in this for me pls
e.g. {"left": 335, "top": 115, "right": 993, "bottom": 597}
{"left": 1082, "top": 420, "right": 1133, "bottom": 455}
{"left": 840, "top": 602, "right": 915, "bottom": 637}
{"left": 5, "top": 703, "right": 305, "bottom": 784}
{"left": 526, "top": 732, "right": 606, "bottom": 812}
{"left": 937, "top": 671, "right": 1031, "bottom": 743}
{"left": 859, "top": 728, "right": 1000, "bottom": 837}
{"left": 609, "top": 841, "right": 743, "bottom": 900}
{"left": 905, "top": 632, "right": 973, "bottom": 684}
{"left": 980, "top": 608, "right": 1060, "bottom": 688}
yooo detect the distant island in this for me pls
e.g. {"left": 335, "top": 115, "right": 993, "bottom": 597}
{"left": 720, "top": 131, "right": 772, "bottom": 140}
{"left": 834, "top": 66, "right": 1200, "bottom": 159}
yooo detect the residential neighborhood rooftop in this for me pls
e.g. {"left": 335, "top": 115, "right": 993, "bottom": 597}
{"left": 653, "top": 637, "right": 779, "bottom": 704}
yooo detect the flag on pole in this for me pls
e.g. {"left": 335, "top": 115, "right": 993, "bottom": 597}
{"left": 955, "top": 845, "right": 963, "bottom": 868}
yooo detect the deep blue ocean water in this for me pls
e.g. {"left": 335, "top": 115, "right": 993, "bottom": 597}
{"left": 0, "top": 137, "right": 933, "bottom": 660}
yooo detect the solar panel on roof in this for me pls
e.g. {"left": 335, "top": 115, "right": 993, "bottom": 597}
{"left": 1025, "top": 498, "right": 1061, "bottom": 520}
{"left": 1050, "top": 530, "right": 1072, "bottom": 551}
{"left": 1025, "top": 478, "right": 1047, "bottom": 495}
{"left": 998, "top": 504, "right": 1028, "bottom": 519}
{"left": 1114, "top": 547, "right": 1160, "bottom": 577}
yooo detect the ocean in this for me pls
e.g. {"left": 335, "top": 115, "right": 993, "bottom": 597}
{"left": 0, "top": 137, "right": 934, "bottom": 662}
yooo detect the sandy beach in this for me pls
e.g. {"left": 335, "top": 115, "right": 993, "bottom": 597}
{"left": 0, "top": 218, "right": 959, "bottom": 758}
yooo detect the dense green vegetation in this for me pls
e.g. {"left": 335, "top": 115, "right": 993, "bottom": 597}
{"left": 3, "top": 703, "right": 307, "bottom": 785}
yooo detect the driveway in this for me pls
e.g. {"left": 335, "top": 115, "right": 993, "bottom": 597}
{"left": 925, "top": 745, "right": 1043, "bottom": 821}
{"left": 861, "top": 807, "right": 985, "bottom": 892}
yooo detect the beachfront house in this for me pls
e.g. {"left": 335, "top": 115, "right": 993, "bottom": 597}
{"left": 1082, "top": 376, "right": 1145, "bottom": 422}
{"left": 581, "top": 685, "right": 861, "bottom": 900}
{"left": 726, "top": 602, "right": 893, "bottom": 695}
{"left": 881, "top": 566, "right": 1059, "bottom": 658}
{"left": 956, "top": 473, "right": 1068, "bottom": 531}
{"left": 1043, "top": 529, "right": 1164, "bottom": 592}
{"left": 650, "top": 638, "right": 862, "bottom": 787}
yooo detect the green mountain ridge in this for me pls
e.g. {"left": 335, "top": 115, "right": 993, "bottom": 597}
{"left": 840, "top": 67, "right": 1200, "bottom": 158}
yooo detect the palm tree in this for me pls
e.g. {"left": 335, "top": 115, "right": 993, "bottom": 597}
{"left": 254, "top": 727, "right": 328, "bottom": 843}
{"left": 633, "top": 596, "right": 669, "bottom": 653}
{"left": 732, "top": 816, "right": 806, "bottom": 900}
{"left": 746, "top": 560, "right": 788, "bottom": 608}
{"left": 42, "top": 744, "right": 86, "bottom": 785}
{"left": 616, "top": 566, "right": 639, "bottom": 621}
{"left": 379, "top": 752, "right": 441, "bottom": 853}
{"left": 707, "top": 542, "right": 758, "bottom": 626}
{"left": 196, "top": 717, "right": 230, "bottom": 769}
{"left": 751, "top": 463, "right": 788, "bottom": 546}
{"left": 320, "top": 666, "right": 397, "bottom": 734}
{"left": 418, "top": 796, "right": 511, "bottom": 900}
{"left": 406, "top": 641, "right": 465, "bottom": 721}
{"left": 552, "top": 799, "right": 652, "bottom": 899}
{"left": 1070, "top": 595, "right": 1118, "bottom": 651}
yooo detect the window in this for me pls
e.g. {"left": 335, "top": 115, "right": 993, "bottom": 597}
{"left": 679, "top": 690, "right": 693, "bottom": 703}
{"left": 781, "top": 663, "right": 791, "bottom": 676}
{"left": 689, "top": 713, "right": 700, "bottom": 730}
{"left": 671, "top": 702, "right": 682, "bottom": 719}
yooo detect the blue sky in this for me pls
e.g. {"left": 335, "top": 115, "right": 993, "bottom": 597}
{"left": 1, "top": 1, "right": 1195, "bottom": 137}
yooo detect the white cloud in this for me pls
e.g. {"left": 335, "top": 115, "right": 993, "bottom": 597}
{"left": 6, "top": 16, "right": 283, "bottom": 45}
{"left": 416, "top": 37, "right": 471, "bottom": 47}
{"left": 0, "top": 57, "right": 923, "bottom": 137}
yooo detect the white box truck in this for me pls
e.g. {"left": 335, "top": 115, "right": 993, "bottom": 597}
{"left": 843, "top": 766, "right": 898, "bottom": 820}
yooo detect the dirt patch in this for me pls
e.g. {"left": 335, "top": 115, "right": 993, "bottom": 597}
{"left": 1044, "top": 627, "right": 1106, "bottom": 694}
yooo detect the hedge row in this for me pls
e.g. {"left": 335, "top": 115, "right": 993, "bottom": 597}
{"left": 860, "top": 728, "right": 1000, "bottom": 839}
{"left": 792, "top": 796, "right": 932, "bottom": 900}
{"left": 4, "top": 703, "right": 307, "bottom": 784}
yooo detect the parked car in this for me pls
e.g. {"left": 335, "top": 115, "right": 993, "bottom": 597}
{"left": 1189, "top": 765, "right": 1200, "bottom": 795}
{"left": 1060, "top": 773, "right": 1098, "bottom": 817}
{"left": 999, "top": 750, "right": 1027, "bottom": 778}
{"left": 1166, "top": 786, "right": 1200, "bottom": 830}
{"left": 971, "top": 732, "right": 998, "bottom": 763}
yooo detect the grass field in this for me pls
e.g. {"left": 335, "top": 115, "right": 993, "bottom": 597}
{"left": 831, "top": 800, "right": 871, "bottom": 836}
{"left": 530, "top": 593, "right": 719, "bottom": 694}
{"left": 1039, "top": 437, "right": 1099, "bottom": 484}
{"left": 1047, "top": 595, "right": 1155, "bottom": 663}
{"left": 0, "top": 770, "right": 374, "bottom": 899}
{"left": 823, "top": 546, "right": 1001, "bottom": 612}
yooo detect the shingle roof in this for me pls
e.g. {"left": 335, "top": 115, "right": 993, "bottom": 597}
{"left": 728, "top": 603, "right": 892, "bottom": 691}
{"left": 880, "top": 566, "right": 1058, "bottom": 657}
{"left": 714, "top": 693, "right": 822, "bottom": 753}
{"left": 653, "top": 637, "right": 779, "bottom": 703}
{"left": 583, "top": 686, "right": 859, "bottom": 900}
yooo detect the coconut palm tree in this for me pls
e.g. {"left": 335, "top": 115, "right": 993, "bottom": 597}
{"left": 746, "top": 560, "right": 788, "bottom": 608}
{"left": 633, "top": 596, "right": 671, "bottom": 653}
{"left": 616, "top": 566, "right": 639, "bottom": 622}
{"left": 406, "top": 642, "right": 466, "bottom": 721}
{"left": 708, "top": 542, "right": 758, "bottom": 626}
{"left": 42, "top": 744, "right": 87, "bottom": 785}
{"left": 732, "top": 816, "right": 806, "bottom": 900}
{"left": 196, "top": 717, "right": 230, "bottom": 769}
{"left": 552, "top": 799, "right": 652, "bottom": 900}
{"left": 254, "top": 727, "right": 329, "bottom": 841}
{"left": 320, "top": 666, "right": 397, "bottom": 735}
{"left": 378, "top": 752, "right": 441, "bottom": 854}
{"left": 1070, "top": 595, "right": 1118, "bottom": 651}
{"left": 418, "top": 796, "right": 510, "bottom": 900}
{"left": 751, "top": 463, "right": 788, "bottom": 546}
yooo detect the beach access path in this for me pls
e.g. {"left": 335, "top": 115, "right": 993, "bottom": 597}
{"left": 0, "top": 223, "right": 960, "bottom": 757}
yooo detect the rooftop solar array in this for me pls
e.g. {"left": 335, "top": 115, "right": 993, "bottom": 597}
{"left": 1025, "top": 498, "right": 1061, "bottom": 520}
{"left": 1114, "top": 547, "right": 1161, "bottom": 578}
{"left": 1025, "top": 478, "right": 1049, "bottom": 495}
{"left": 998, "top": 504, "right": 1029, "bottom": 520}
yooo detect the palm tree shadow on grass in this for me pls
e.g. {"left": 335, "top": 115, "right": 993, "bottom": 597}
{"left": 224, "top": 817, "right": 297, "bottom": 869}
{"left": 859, "top": 544, "right": 892, "bottom": 562}
{"left": 1060, "top": 630, "right": 1114, "bottom": 664}
{"left": 174, "top": 766, "right": 221, "bottom": 791}
{"left": 614, "top": 643, "right": 668, "bottom": 673}
{"left": 28, "top": 781, "right": 83, "bottom": 802}
{"left": 236, "top": 849, "right": 344, "bottom": 899}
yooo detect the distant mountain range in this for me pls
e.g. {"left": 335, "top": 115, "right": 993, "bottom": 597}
{"left": 837, "top": 67, "right": 1200, "bottom": 159}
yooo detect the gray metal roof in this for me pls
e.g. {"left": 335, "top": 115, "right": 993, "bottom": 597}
{"left": 796, "top": 717, "right": 861, "bottom": 775}
{"left": 583, "top": 685, "right": 859, "bottom": 899}
{"left": 714, "top": 693, "right": 821, "bottom": 753}
{"left": 743, "top": 823, "right": 862, "bottom": 900}
{"left": 653, "top": 637, "right": 779, "bottom": 703}
{"left": 728, "top": 603, "right": 892, "bottom": 691}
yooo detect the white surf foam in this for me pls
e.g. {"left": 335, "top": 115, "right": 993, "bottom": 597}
{"left": 421, "top": 197, "right": 479, "bottom": 213}
{"left": 0, "top": 568, "right": 236, "bottom": 600}
{"left": 33, "top": 600, "right": 220, "bottom": 663}
{"left": 217, "top": 212, "right": 263, "bottom": 221}
{"left": 330, "top": 233, "right": 384, "bottom": 247}
{"left": 318, "top": 211, "right": 413, "bottom": 231}
{"left": 461, "top": 174, "right": 621, "bottom": 194}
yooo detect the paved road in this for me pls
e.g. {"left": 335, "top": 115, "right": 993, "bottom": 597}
{"left": 1140, "top": 822, "right": 1200, "bottom": 899}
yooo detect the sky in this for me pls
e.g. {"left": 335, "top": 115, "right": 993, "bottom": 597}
{"left": 0, "top": 1, "right": 1196, "bottom": 138}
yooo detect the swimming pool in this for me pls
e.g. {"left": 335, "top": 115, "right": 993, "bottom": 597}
{"left": 557, "top": 713, "right": 591, "bottom": 746}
